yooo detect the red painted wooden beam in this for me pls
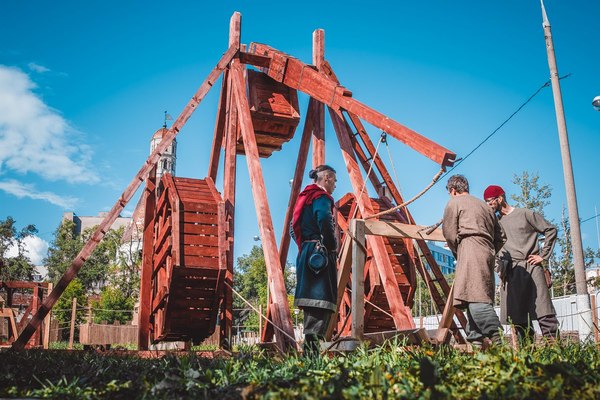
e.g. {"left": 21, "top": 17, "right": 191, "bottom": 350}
{"left": 230, "top": 60, "right": 297, "bottom": 352}
{"left": 250, "top": 43, "right": 456, "bottom": 167}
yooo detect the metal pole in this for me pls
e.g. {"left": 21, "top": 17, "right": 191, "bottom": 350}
{"left": 541, "top": 0, "right": 592, "bottom": 341}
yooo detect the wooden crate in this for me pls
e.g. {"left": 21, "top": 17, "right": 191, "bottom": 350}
{"left": 236, "top": 69, "right": 300, "bottom": 158}
{"left": 149, "top": 174, "right": 226, "bottom": 343}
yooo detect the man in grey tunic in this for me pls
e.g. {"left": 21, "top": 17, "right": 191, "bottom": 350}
{"left": 442, "top": 175, "right": 506, "bottom": 345}
{"left": 484, "top": 185, "right": 559, "bottom": 341}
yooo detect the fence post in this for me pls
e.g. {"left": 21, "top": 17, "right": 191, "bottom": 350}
{"left": 42, "top": 283, "right": 53, "bottom": 349}
{"left": 68, "top": 297, "right": 77, "bottom": 350}
{"left": 591, "top": 294, "right": 599, "bottom": 343}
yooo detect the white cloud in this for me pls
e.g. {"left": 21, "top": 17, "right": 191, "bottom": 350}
{"left": 6, "top": 235, "right": 49, "bottom": 266}
{"left": 27, "top": 62, "right": 50, "bottom": 73}
{"left": 0, "top": 179, "right": 77, "bottom": 208}
{"left": 0, "top": 65, "right": 99, "bottom": 184}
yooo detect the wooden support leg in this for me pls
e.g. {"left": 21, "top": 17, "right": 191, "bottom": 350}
{"left": 230, "top": 61, "right": 296, "bottom": 352}
{"left": 350, "top": 219, "right": 366, "bottom": 340}
{"left": 138, "top": 168, "right": 157, "bottom": 350}
{"left": 329, "top": 107, "right": 414, "bottom": 330}
{"left": 220, "top": 70, "right": 237, "bottom": 350}
{"left": 262, "top": 98, "right": 317, "bottom": 343}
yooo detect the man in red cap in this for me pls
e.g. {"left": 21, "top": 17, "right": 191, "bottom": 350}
{"left": 442, "top": 175, "right": 506, "bottom": 347}
{"left": 484, "top": 184, "right": 559, "bottom": 342}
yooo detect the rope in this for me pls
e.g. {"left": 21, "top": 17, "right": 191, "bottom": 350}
{"left": 365, "top": 168, "right": 445, "bottom": 220}
{"left": 224, "top": 282, "right": 297, "bottom": 345}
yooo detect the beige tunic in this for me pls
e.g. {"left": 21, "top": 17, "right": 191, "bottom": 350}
{"left": 498, "top": 208, "right": 558, "bottom": 324}
{"left": 442, "top": 194, "right": 505, "bottom": 306}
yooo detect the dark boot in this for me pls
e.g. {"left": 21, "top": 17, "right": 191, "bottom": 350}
{"left": 303, "top": 334, "right": 320, "bottom": 359}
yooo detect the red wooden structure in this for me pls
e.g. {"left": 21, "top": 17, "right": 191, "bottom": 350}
{"left": 14, "top": 12, "right": 465, "bottom": 352}
{"left": 141, "top": 175, "right": 226, "bottom": 343}
{"left": 1, "top": 281, "right": 48, "bottom": 347}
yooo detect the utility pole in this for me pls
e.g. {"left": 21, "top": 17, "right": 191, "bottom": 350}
{"left": 540, "top": 0, "right": 592, "bottom": 341}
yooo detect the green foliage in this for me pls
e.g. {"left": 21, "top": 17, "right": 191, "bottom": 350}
{"left": 45, "top": 221, "right": 132, "bottom": 294}
{"left": 2, "top": 342, "right": 600, "bottom": 399}
{"left": 511, "top": 171, "right": 552, "bottom": 216}
{"left": 53, "top": 279, "right": 88, "bottom": 341}
{"left": 92, "top": 286, "right": 135, "bottom": 324}
{"left": 0, "top": 216, "right": 38, "bottom": 281}
{"left": 233, "top": 245, "right": 296, "bottom": 332}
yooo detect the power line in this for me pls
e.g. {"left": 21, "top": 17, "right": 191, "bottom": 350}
{"left": 439, "top": 74, "right": 571, "bottom": 182}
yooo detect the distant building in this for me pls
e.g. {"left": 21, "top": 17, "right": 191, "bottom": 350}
{"left": 62, "top": 211, "right": 131, "bottom": 236}
{"left": 150, "top": 127, "right": 176, "bottom": 181}
{"left": 586, "top": 265, "right": 600, "bottom": 294}
{"left": 425, "top": 241, "right": 456, "bottom": 275}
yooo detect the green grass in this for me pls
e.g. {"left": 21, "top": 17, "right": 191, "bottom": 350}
{"left": 1, "top": 340, "right": 599, "bottom": 399}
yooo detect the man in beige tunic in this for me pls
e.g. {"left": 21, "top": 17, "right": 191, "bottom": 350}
{"left": 484, "top": 185, "right": 559, "bottom": 341}
{"left": 442, "top": 175, "right": 506, "bottom": 345}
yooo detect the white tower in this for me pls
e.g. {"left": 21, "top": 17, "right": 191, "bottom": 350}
{"left": 150, "top": 127, "right": 177, "bottom": 180}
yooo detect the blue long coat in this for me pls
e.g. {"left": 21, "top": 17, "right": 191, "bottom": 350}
{"left": 293, "top": 196, "right": 338, "bottom": 311}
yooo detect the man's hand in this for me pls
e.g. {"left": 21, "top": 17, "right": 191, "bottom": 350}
{"left": 527, "top": 254, "right": 544, "bottom": 265}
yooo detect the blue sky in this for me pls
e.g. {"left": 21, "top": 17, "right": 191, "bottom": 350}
{"left": 1, "top": 1, "right": 598, "bottom": 269}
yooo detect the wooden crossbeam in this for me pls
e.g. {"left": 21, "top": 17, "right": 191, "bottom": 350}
{"left": 249, "top": 43, "right": 456, "bottom": 167}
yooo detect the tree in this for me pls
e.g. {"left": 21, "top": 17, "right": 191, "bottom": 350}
{"left": 92, "top": 286, "right": 136, "bottom": 324}
{"left": 0, "top": 216, "right": 37, "bottom": 281}
{"left": 511, "top": 171, "right": 552, "bottom": 216}
{"left": 233, "top": 245, "right": 295, "bottom": 332}
{"left": 44, "top": 221, "right": 125, "bottom": 292}
{"left": 53, "top": 278, "right": 87, "bottom": 341}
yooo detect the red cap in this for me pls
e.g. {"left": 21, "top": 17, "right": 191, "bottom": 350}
{"left": 483, "top": 185, "right": 504, "bottom": 200}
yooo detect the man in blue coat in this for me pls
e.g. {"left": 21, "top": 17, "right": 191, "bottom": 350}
{"left": 291, "top": 164, "right": 338, "bottom": 357}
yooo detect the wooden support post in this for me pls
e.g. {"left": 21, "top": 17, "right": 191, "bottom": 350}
{"left": 13, "top": 43, "right": 237, "bottom": 350}
{"left": 220, "top": 70, "right": 238, "bottom": 350}
{"left": 311, "top": 29, "right": 325, "bottom": 168}
{"left": 68, "top": 297, "right": 77, "bottom": 350}
{"left": 138, "top": 167, "right": 157, "bottom": 350}
{"left": 230, "top": 60, "right": 296, "bottom": 352}
{"left": 325, "top": 233, "right": 352, "bottom": 339}
{"left": 350, "top": 219, "right": 365, "bottom": 340}
{"left": 208, "top": 71, "right": 228, "bottom": 181}
{"left": 591, "top": 294, "right": 599, "bottom": 343}
{"left": 43, "top": 283, "right": 52, "bottom": 349}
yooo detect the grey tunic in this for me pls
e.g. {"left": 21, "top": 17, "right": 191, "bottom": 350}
{"left": 442, "top": 194, "right": 505, "bottom": 307}
{"left": 498, "top": 208, "right": 558, "bottom": 324}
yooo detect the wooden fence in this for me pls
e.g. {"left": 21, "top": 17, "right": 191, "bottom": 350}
{"left": 79, "top": 322, "right": 138, "bottom": 346}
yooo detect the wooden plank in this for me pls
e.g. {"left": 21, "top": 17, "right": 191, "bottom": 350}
{"left": 138, "top": 169, "right": 156, "bottom": 350}
{"left": 231, "top": 60, "right": 296, "bottom": 352}
{"left": 311, "top": 29, "right": 325, "bottom": 168}
{"left": 325, "top": 233, "right": 352, "bottom": 339}
{"left": 208, "top": 71, "right": 228, "bottom": 181}
{"left": 220, "top": 69, "right": 237, "bottom": 349}
{"left": 351, "top": 219, "right": 366, "bottom": 340}
{"left": 183, "top": 224, "right": 219, "bottom": 236}
{"left": 183, "top": 245, "right": 220, "bottom": 257}
{"left": 183, "top": 235, "right": 219, "bottom": 246}
{"left": 179, "top": 202, "right": 218, "bottom": 214}
{"left": 435, "top": 283, "right": 455, "bottom": 344}
{"left": 238, "top": 51, "right": 271, "bottom": 68}
{"left": 183, "top": 212, "right": 219, "bottom": 225}
{"left": 363, "top": 220, "right": 445, "bottom": 242}
{"left": 182, "top": 255, "right": 221, "bottom": 269}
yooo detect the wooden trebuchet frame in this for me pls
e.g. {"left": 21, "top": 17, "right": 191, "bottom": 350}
{"left": 14, "top": 11, "right": 464, "bottom": 352}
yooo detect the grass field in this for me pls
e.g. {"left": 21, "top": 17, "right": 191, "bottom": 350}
{"left": 1, "top": 340, "right": 600, "bottom": 399}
